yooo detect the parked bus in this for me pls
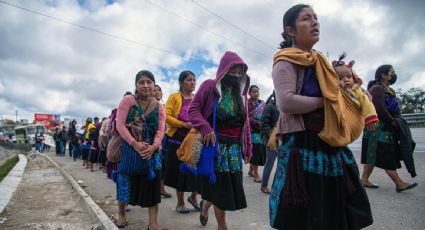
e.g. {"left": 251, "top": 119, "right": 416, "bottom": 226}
{"left": 14, "top": 124, "right": 45, "bottom": 145}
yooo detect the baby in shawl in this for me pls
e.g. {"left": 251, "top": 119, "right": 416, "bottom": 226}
{"left": 332, "top": 52, "right": 379, "bottom": 131}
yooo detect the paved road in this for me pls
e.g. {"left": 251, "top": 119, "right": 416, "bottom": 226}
{"left": 41, "top": 129, "right": 425, "bottom": 230}
{"left": 349, "top": 128, "right": 425, "bottom": 152}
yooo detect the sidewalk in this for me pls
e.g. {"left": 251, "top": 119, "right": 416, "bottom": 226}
{"left": 44, "top": 148, "right": 425, "bottom": 230}
{"left": 1, "top": 153, "right": 100, "bottom": 229}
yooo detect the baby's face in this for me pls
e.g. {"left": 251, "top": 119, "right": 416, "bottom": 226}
{"left": 335, "top": 66, "right": 355, "bottom": 89}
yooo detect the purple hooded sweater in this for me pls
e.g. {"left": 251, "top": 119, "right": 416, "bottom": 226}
{"left": 188, "top": 51, "right": 252, "bottom": 158}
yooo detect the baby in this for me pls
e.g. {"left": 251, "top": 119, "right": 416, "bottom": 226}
{"left": 332, "top": 53, "right": 378, "bottom": 131}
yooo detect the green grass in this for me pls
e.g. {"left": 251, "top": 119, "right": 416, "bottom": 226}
{"left": 0, "top": 155, "right": 19, "bottom": 183}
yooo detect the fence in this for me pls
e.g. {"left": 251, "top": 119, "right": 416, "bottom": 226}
{"left": 402, "top": 113, "right": 425, "bottom": 127}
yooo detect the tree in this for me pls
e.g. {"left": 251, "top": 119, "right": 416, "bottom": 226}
{"left": 396, "top": 87, "right": 425, "bottom": 114}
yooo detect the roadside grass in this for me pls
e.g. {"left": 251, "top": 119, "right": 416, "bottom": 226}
{"left": 0, "top": 155, "right": 19, "bottom": 182}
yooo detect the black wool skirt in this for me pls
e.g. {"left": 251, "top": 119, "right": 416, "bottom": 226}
{"left": 116, "top": 173, "right": 161, "bottom": 207}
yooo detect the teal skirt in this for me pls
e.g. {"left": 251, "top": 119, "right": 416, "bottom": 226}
{"left": 361, "top": 121, "right": 401, "bottom": 170}
{"left": 269, "top": 130, "right": 372, "bottom": 229}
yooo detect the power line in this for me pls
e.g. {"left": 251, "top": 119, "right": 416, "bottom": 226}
{"left": 0, "top": 0, "right": 215, "bottom": 65}
{"left": 191, "top": 0, "right": 275, "bottom": 51}
{"left": 144, "top": 0, "right": 268, "bottom": 58}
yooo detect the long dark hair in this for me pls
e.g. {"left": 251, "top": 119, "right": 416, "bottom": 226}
{"left": 249, "top": 85, "right": 259, "bottom": 95}
{"left": 279, "top": 4, "right": 311, "bottom": 49}
{"left": 178, "top": 70, "right": 195, "bottom": 92}
{"left": 266, "top": 91, "right": 276, "bottom": 105}
{"left": 135, "top": 70, "right": 155, "bottom": 94}
{"left": 222, "top": 80, "right": 246, "bottom": 119}
{"left": 154, "top": 84, "right": 162, "bottom": 92}
{"left": 367, "top": 64, "right": 393, "bottom": 90}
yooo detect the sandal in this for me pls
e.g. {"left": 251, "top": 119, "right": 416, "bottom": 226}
{"left": 176, "top": 207, "right": 190, "bottom": 214}
{"left": 187, "top": 197, "right": 200, "bottom": 211}
{"left": 161, "top": 191, "right": 172, "bottom": 198}
{"left": 114, "top": 220, "right": 128, "bottom": 228}
{"left": 147, "top": 226, "right": 168, "bottom": 230}
{"left": 396, "top": 182, "right": 418, "bottom": 193}
{"left": 254, "top": 177, "right": 262, "bottom": 183}
{"left": 261, "top": 187, "right": 270, "bottom": 194}
{"left": 199, "top": 200, "right": 208, "bottom": 226}
{"left": 364, "top": 183, "right": 379, "bottom": 189}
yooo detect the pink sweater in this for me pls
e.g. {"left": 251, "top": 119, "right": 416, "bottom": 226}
{"left": 272, "top": 60, "right": 323, "bottom": 135}
{"left": 116, "top": 95, "right": 166, "bottom": 148}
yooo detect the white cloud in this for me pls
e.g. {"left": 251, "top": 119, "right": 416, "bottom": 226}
{"left": 0, "top": 0, "right": 424, "bottom": 122}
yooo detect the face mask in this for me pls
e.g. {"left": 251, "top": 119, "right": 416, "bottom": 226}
{"left": 221, "top": 74, "right": 240, "bottom": 88}
{"left": 389, "top": 74, "right": 397, "bottom": 85}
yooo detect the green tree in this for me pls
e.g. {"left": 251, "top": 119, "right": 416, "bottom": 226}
{"left": 396, "top": 87, "right": 425, "bottom": 114}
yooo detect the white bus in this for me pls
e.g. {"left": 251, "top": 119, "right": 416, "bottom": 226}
{"left": 14, "top": 124, "right": 45, "bottom": 145}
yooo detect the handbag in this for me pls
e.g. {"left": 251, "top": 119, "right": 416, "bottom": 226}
{"left": 176, "top": 128, "right": 203, "bottom": 165}
{"left": 179, "top": 97, "right": 219, "bottom": 184}
{"left": 266, "top": 126, "right": 278, "bottom": 152}
{"left": 106, "top": 129, "right": 121, "bottom": 163}
{"left": 117, "top": 98, "right": 156, "bottom": 179}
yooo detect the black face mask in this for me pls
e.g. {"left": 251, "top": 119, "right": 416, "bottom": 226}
{"left": 221, "top": 74, "right": 240, "bottom": 88}
{"left": 389, "top": 74, "right": 397, "bottom": 85}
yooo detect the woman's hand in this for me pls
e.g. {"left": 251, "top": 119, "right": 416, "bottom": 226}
{"left": 365, "top": 121, "right": 378, "bottom": 131}
{"left": 203, "top": 132, "right": 216, "bottom": 146}
{"left": 182, "top": 122, "right": 192, "bottom": 129}
{"left": 139, "top": 144, "right": 158, "bottom": 160}
{"left": 132, "top": 141, "right": 148, "bottom": 154}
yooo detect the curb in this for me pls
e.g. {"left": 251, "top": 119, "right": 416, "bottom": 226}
{"left": 36, "top": 153, "right": 118, "bottom": 230}
{"left": 0, "top": 154, "right": 27, "bottom": 215}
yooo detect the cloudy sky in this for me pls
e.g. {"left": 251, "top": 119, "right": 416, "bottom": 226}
{"left": 1, "top": 0, "right": 424, "bottom": 122}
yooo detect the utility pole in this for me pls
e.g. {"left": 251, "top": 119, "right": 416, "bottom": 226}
{"left": 15, "top": 110, "right": 18, "bottom": 123}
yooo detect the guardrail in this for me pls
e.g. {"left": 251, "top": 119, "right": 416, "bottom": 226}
{"left": 0, "top": 142, "right": 32, "bottom": 152}
{"left": 402, "top": 113, "right": 425, "bottom": 127}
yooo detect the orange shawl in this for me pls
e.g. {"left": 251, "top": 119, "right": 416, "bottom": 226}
{"left": 273, "top": 48, "right": 364, "bottom": 147}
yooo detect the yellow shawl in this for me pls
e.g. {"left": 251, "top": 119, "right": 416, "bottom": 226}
{"left": 273, "top": 48, "right": 364, "bottom": 147}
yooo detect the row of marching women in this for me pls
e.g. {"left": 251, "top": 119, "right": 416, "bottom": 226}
{"left": 104, "top": 4, "right": 417, "bottom": 230}
{"left": 66, "top": 117, "right": 109, "bottom": 172}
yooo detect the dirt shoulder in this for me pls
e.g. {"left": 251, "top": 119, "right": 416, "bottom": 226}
{"left": 0, "top": 153, "right": 100, "bottom": 229}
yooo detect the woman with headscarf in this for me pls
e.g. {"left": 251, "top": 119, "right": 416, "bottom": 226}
{"left": 189, "top": 51, "right": 252, "bottom": 229}
{"left": 269, "top": 4, "right": 373, "bottom": 229}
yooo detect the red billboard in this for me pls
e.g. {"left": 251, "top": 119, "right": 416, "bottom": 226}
{"left": 34, "top": 113, "right": 61, "bottom": 129}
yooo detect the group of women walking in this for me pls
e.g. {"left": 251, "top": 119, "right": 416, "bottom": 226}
{"left": 110, "top": 3, "right": 416, "bottom": 230}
